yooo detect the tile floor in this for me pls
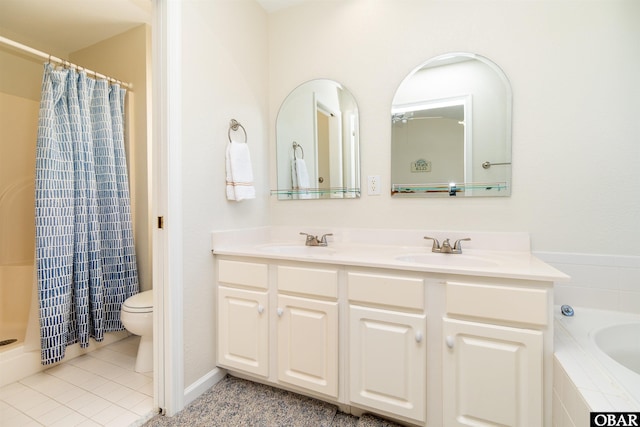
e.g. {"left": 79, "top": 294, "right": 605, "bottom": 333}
{"left": 0, "top": 336, "right": 155, "bottom": 426}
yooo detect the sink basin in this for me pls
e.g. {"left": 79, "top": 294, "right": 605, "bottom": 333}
{"left": 394, "top": 253, "right": 498, "bottom": 268}
{"left": 256, "top": 244, "right": 336, "bottom": 256}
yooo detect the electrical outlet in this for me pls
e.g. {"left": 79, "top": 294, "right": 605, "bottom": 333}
{"left": 368, "top": 175, "right": 381, "bottom": 195}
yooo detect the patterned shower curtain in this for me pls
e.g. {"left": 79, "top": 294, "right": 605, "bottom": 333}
{"left": 35, "top": 63, "right": 139, "bottom": 365}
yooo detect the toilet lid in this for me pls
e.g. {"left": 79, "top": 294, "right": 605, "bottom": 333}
{"left": 122, "top": 290, "right": 153, "bottom": 313}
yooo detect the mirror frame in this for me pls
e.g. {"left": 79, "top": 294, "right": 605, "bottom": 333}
{"left": 390, "top": 52, "right": 512, "bottom": 197}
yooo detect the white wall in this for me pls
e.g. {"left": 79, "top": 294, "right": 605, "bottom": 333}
{"left": 267, "top": 0, "right": 640, "bottom": 256}
{"left": 173, "top": 0, "right": 640, "bottom": 399}
{"left": 179, "top": 0, "right": 269, "bottom": 386}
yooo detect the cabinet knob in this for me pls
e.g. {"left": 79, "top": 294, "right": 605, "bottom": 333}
{"left": 277, "top": 308, "right": 284, "bottom": 317}
{"left": 446, "top": 335, "right": 455, "bottom": 349}
{"left": 415, "top": 331, "right": 423, "bottom": 343}
{"left": 257, "top": 305, "right": 265, "bottom": 314}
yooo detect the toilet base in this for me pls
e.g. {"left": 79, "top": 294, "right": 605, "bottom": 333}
{"left": 135, "top": 334, "right": 153, "bottom": 373}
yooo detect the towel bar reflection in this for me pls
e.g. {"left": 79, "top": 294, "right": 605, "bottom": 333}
{"left": 482, "top": 161, "right": 511, "bottom": 169}
{"left": 228, "top": 119, "right": 247, "bottom": 143}
{"left": 292, "top": 141, "right": 304, "bottom": 159}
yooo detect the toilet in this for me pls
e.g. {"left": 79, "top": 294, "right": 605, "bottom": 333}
{"left": 121, "top": 289, "right": 153, "bottom": 373}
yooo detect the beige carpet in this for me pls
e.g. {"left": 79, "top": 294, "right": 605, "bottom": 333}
{"left": 144, "top": 375, "right": 403, "bottom": 427}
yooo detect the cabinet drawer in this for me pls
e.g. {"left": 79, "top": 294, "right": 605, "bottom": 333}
{"left": 218, "top": 259, "right": 268, "bottom": 290}
{"left": 348, "top": 272, "right": 424, "bottom": 311}
{"left": 446, "top": 281, "right": 548, "bottom": 326}
{"left": 277, "top": 266, "right": 338, "bottom": 299}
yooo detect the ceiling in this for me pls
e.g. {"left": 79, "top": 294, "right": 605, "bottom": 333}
{"left": 0, "top": 0, "right": 152, "bottom": 55}
{"left": 0, "top": 0, "right": 309, "bottom": 55}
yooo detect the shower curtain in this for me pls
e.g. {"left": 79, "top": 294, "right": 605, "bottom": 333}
{"left": 35, "top": 63, "right": 139, "bottom": 365}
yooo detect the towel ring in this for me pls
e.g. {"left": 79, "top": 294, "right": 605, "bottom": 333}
{"left": 292, "top": 141, "right": 304, "bottom": 159}
{"left": 228, "top": 119, "right": 247, "bottom": 143}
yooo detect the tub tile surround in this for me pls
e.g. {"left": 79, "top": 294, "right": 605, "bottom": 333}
{"left": 553, "top": 309, "right": 640, "bottom": 427}
{"left": 537, "top": 252, "right": 640, "bottom": 314}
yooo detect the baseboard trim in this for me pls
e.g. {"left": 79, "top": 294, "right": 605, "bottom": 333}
{"left": 183, "top": 367, "right": 227, "bottom": 407}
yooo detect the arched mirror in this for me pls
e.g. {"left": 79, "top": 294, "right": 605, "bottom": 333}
{"left": 391, "top": 53, "right": 512, "bottom": 197}
{"left": 274, "top": 79, "right": 360, "bottom": 200}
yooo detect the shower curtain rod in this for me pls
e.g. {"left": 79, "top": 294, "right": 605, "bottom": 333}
{"left": 0, "top": 35, "right": 133, "bottom": 90}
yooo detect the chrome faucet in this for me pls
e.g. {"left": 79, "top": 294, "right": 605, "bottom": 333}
{"left": 300, "top": 232, "right": 333, "bottom": 247}
{"left": 424, "top": 236, "right": 471, "bottom": 254}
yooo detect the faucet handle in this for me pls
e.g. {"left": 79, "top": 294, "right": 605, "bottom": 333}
{"left": 299, "top": 232, "right": 317, "bottom": 244}
{"left": 453, "top": 238, "right": 471, "bottom": 252}
{"left": 423, "top": 236, "right": 441, "bottom": 252}
{"left": 319, "top": 233, "right": 333, "bottom": 244}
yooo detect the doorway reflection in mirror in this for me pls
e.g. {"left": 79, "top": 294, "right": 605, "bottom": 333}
{"left": 275, "top": 79, "right": 360, "bottom": 200}
{"left": 391, "top": 53, "right": 512, "bottom": 197}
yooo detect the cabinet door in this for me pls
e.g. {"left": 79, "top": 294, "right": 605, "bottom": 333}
{"left": 217, "top": 286, "right": 269, "bottom": 377}
{"left": 349, "top": 305, "right": 426, "bottom": 423}
{"left": 443, "top": 318, "right": 543, "bottom": 426}
{"left": 277, "top": 294, "right": 339, "bottom": 398}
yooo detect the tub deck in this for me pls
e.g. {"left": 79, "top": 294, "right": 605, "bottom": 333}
{"left": 553, "top": 306, "right": 640, "bottom": 426}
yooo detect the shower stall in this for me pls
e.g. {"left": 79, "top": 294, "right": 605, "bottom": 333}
{"left": 0, "top": 57, "right": 39, "bottom": 359}
{"left": 0, "top": 27, "right": 151, "bottom": 387}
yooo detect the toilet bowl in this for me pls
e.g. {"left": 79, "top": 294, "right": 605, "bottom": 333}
{"left": 121, "top": 290, "right": 153, "bottom": 373}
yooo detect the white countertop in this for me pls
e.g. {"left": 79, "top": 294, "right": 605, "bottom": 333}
{"left": 211, "top": 226, "right": 570, "bottom": 282}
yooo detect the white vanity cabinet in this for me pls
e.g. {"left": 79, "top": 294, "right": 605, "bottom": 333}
{"left": 442, "top": 280, "right": 551, "bottom": 427}
{"left": 347, "top": 271, "right": 427, "bottom": 424}
{"left": 212, "top": 229, "right": 566, "bottom": 427}
{"left": 216, "top": 258, "right": 340, "bottom": 399}
{"left": 276, "top": 265, "right": 339, "bottom": 398}
{"left": 217, "top": 259, "right": 269, "bottom": 377}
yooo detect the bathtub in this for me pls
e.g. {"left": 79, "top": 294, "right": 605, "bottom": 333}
{"left": 554, "top": 306, "right": 640, "bottom": 416}
{"left": 593, "top": 323, "right": 640, "bottom": 389}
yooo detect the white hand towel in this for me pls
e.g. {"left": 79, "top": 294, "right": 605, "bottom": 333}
{"left": 292, "top": 158, "right": 312, "bottom": 199}
{"left": 292, "top": 159, "right": 310, "bottom": 189}
{"left": 291, "top": 160, "right": 298, "bottom": 189}
{"left": 226, "top": 140, "right": 256, "bottom": 201}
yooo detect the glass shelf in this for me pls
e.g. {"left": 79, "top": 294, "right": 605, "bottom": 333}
{"left": 271, "top": 187, "right": 361, "bottom": 198}
{"left": 392, "top": 182, "right": 508, "bottom": 196}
